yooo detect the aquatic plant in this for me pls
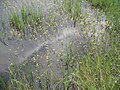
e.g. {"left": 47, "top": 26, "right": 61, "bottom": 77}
{"left": 0, "top": 0, "right": 119, "bottom": 90}
{"left": 63, "top": 0, "right": 82, "bottom": 27}
{"left": 8, "top": 62, "right": 34, "bottom": 90}
{"left": 0, "top": 75, "right": 6, "bottom": 90}
{"left": 9, "top": 12, "right": 24, "bottom": 32}
{"left": 7, "top": 0, "right": 43, "bottom": 39}
{"left": 86, "top": 0, "right": 120, "bottom": 33}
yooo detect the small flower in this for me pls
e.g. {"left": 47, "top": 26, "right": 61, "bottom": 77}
{"left": 33, "top": 57, "right": 37, "bottom": 61}
{"left": 10, "top": 63, "right": 14, "bottom": 66}
{"left": 46, "top": 56, "right": 49, "bottom": 60}
{"left": 36, "top": 63, "right": 39, "bottom": 68}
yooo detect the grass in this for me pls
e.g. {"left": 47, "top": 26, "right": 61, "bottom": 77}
{"left": 86, "top": 0, "right": 120, "bottom": 33}
{"left": 70, "top": 38, "right": 119, "bottom": 90}
{"left": 9, "top": 12, "right": 24, "bottom": 32}
{"left": 0, "top": 31, "right": 4, "bottom": 38}
{"left": 56, "top": 32, "right": 119, "bottom": 90}
{"left": 0, "top": 75, "right": 6, "bottom": 90}
{"left": 0, "top": 0, "right": 120, "bottom": 90}
{"left": 1, "top": 0, "right": 43, "bottom": 38}
{"left": 5, "top": 31, "right": 119, "bottom": 90}
{"left": 63, "top": 0, "right": 82, "bottom": 27}
{"left": 8, "top": 62, "right": 34, "bottom": 90}
{"left": 9, "top": 7, "right": 43, "bottom": 38}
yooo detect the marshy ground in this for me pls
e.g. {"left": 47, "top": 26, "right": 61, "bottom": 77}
{"left": 0, "top": 0, "right": 119, "bottom": 90}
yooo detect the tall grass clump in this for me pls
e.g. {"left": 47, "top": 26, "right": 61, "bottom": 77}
{"left": 8, "top": 62, "right": 34, "bottom": 90}
{"left": 9, "top": 12, "right": 24, "bottom": 33}
{"left": 63, "top": 0, "right": 82, "bottom": 27}
{"left": 9, "top": 7, "right": 42, "bottom": 38}
{"left": 59, "top": 32, "right": 120, "bottom": 90}
{"left": 86, "top": 0, "right": 120, "bottom": 33}
{"left": 7, "top": 0, "right": 43, "bottom": 39}
{"left": 0, "top": 75, "right": 6, "bottom": 90}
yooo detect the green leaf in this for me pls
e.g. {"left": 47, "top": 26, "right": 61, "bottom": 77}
{"left": 0, "top": 31, "right": 4, "bottom": 38}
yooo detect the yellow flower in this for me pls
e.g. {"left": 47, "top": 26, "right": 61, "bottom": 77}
{"left": 46, "top": 56, "right": 49, "bottom": 60}
{"left": 36, "top": 63, "right": 39, "bottom": 68}
{"left": 33, "top": 57, "right": 36, "bottom": 61}
{"left": 37, "top": 75, "right": 41, "bottom": 79}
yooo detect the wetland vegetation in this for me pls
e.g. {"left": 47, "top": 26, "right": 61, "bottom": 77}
{"left": 0, "top": 0, "right": 120, "bottom": 90}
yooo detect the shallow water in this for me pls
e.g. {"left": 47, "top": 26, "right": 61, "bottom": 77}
{"left": 0, "top": 0, "right": 110, "bottom": 89}
{"left": 0, "top": 0, "right": 108, "bottom": 76}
